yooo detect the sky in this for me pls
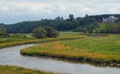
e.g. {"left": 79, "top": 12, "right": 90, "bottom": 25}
{"left": 0, "top": 0, "right": 120, "bottom": 24}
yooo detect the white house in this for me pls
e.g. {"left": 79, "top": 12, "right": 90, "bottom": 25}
{"left": 102, "top": 16, "right": 119, "bottom": 23}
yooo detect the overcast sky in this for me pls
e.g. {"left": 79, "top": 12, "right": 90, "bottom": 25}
{"left": 0, "top": 0, "right": 120, "bottom": 24}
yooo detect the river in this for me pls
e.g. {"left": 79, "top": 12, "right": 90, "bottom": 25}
{"left": 0, "top": 44, "right": 120, "bottom": 74}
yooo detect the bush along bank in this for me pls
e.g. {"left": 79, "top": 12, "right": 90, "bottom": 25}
{"left": 0, "top": 32, "right": 85, "bottom": 49}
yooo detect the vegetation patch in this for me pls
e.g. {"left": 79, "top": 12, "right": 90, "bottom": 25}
{"left": 32, "top": 27, "right": 59, "bottom": 38}
{"left": 0, "top": 65, "right": 54, "bottom": 74}
{"left": 21, "top": 34, "right": 120, "bottom": 66}
{"left": 0, "top": 32, "right": 85, "bottom": 48}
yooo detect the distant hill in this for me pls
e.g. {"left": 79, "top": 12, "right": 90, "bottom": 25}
{"left": 0, "top": 14, "right": 120, "bottom": 34}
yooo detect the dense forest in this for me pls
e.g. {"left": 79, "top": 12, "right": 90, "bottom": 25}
{"left": 0, "top": 14, "right": 120, "bottom": 34}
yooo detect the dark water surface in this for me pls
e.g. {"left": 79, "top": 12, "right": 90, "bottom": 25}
{"left": 0, "top": 44, "right": 120, "bottom": 74}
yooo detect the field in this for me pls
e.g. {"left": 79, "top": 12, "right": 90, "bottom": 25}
{"left": 0, "top": 65, "right": 53, "bottom": 74}
{"left": 0, "top": 32, "right": 84, "bottom": 48}
{"left": 21, "top": 34, "right": 120, "bottom": 65}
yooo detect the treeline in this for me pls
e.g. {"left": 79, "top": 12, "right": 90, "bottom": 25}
{"left": 95, "top": 23, "right": 120, "bottom": 33}
{"left": 1, "top": 14, "right": 120, "bottom": 34}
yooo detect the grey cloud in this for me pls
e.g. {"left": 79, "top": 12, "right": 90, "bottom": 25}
{"left": 0, "top": 0, "right": 120, "bottom": 24}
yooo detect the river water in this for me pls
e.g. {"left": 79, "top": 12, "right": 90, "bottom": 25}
{"left": 0, "top": 44, "right": 120, "bottom": 74}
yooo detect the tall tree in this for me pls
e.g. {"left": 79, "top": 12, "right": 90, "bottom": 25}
{"left": 69, "top": 14, "right": 74, "bottom": 21}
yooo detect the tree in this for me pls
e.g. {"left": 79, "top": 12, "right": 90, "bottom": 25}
{"left": 0, "top": 27, "right": 8, "bottom": 37}
{"left": 3, "top": 14, "right": 120, "bottom": 34}
{"left": 32, "top": 28, "right": 47, "bottom": 38}
{"left": 44, "top": 27, "right": 59, "bottom": 37}
{"left": 32, "top": 27, "right": 59, "bottom": 38}
{"left": 69, "top": 14, "right": 74, "bottom": 21}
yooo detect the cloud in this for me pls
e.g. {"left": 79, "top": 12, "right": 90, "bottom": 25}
{"left": 0, "top": 0, "right": 120, "bottom": 24}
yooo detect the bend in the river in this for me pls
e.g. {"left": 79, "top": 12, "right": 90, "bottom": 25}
{"left": 0, "top": 44, "right": 120, "bottom": 74}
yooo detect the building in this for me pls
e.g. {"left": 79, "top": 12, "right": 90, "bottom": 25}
{"left": 102, "top": 15, "right": 119, "bottom": 23}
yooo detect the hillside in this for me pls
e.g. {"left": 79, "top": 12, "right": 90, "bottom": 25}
{"left": 0, "top": 14, "right": 120, "bottom": 34}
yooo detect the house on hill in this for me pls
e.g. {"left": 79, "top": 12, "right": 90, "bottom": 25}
{"left": 102, "top": 15, "right": 119, "bottom": 23}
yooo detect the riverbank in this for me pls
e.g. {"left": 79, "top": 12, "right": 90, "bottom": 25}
{"left": 21, "top": 34, "right": 120, "bottom": 67}
{"left": 0, "top": 65, "right": 54, "bottom": 74}
{"left": 0, "top": 32, "right": 86, "bottom": 74}
{"left": 0, "top": 32, "right": 85, "bottom": 49}
{"left": 0, "top": 43, "right": 120, "bottom": 74}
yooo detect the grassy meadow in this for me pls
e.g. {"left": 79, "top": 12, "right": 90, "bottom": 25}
{"left": 0, "top": 32, "right": 84, "bottom": 48}
{"left": 21, "top": 34, "right": 120, "bottom": 65}
{"left": 0, "top": 65, "right": 54, "bottom": 74}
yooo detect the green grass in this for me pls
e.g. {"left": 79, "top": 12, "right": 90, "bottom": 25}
{"left": 0, "top": 65, "right": 54, "bottom": 74}
{"left": 0, "top": 32, "right": 84, "bottom": 48}
{"left": 21, "top": 34, "right": 120, "bottom": 65}
{"left": 62, "top": 34, "right": 120, "bottom": 55}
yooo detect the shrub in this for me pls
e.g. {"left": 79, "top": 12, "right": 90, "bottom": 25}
{"left": 0, "top": 28, "right": 9, "bottom": 37}
{"left": 32, "top": 27, "right": 59, "bottom": 38}
{"left": 32, "top": 28, "right": 47, "bottom": 38}
{"left": 44, "top": 27, "right": 59, "bottom": 37}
